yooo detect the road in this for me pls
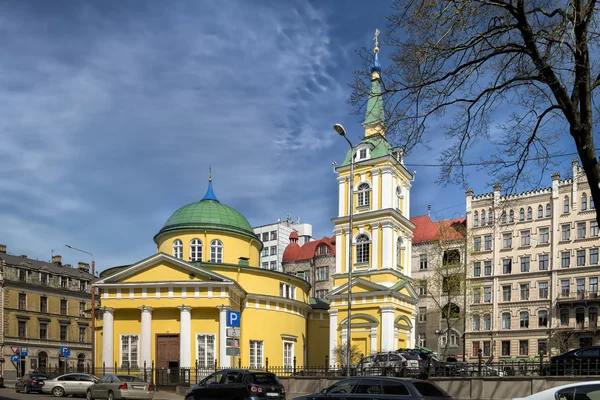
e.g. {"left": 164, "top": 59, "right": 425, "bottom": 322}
{"left": 0, "top": 387, "right": 184, "bottom": 400}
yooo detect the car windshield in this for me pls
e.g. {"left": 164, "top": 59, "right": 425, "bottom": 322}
{"left": 373, "top": 355, "right": 387, "bottom": 362}
{"left": 116, "top": 375, "right": 143, "bottom": 382}
{"left": 31, "top": 374, "right": 48, "bottom": 380}
{"left": 402, "top": 353, "right": 419, "bottom": 360}
{"left": 413, "top": 382, "right": 449, "bottom": 397}
{"left": 251, "top": 373, "right": 280, "bottom": 385}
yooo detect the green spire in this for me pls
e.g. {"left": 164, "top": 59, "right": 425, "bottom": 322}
{"left": 363, "top": 29, "right": 385, "bottom": 136}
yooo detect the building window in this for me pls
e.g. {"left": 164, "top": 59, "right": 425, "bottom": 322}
{"left": 503, "top": 233, "right": 512, "bottom": 249}
{"left": 527, "top": 207, "right": 532, "bottom": 220}
{"left": 546, "top": 204, "right": 551, "bottom": 216}
{"left": 519, "top": 208, "right": 525, "bottom": 221}
{"left": 561, "top": 225, "right": 571, "bottom": 241}
{"left": 582, "top": 193, "right": 588, "bottom": 210}
{"left": 419, "top": 254, "right": 428, "bottom": 270}
{"left": 502, "top": 312, "right": 511, "bottom": 329}
{"left": 560, "top": 308, "right": 569, "bottom": 326}
{"left": 315, "top": 289, "right": 329, "bottom": 299}
{"left": 60, "top": 277, "right": 68, "bottom": 288}
{"left": 60, "top": 325, "right": 68, "bottom": 341}
{"left": 481, "top": 210, "right": 486, "bottom": 225}
{"left": 473, "top": 315, "right": 480, "bottom": 331}
{"left": 121, "top": 335, "right": 139, "bottom": 368}
{"left": 539, "top": 228, "right": 549, "bottom": 244}
{"left": 249, "top": 340, "right": 264, "bottom": 369}
{"left": 561, "top": 280, "right": 570, "bottom": 297}
{"left": 79, "top": 302, "right": 86, "bottom": 317}
{"left": 484, "top": 287, "right": 492, "bottom": 303}
{"left": 190, "top": 239, "right": 202, "bottom": 262}
{"left": 590, "top": 277, "right": 598, "bottom": 295}
{"left": 317, "top": 244, "right": 330, "bottom": 255}
{"left": 591, "top": 248, "right": 599, "bottom": 265}
{"left": 396, "top": 237, "right": 404, "bottom": 268}
{"left": 173, "top": 239, "right": 183, "bottom": 259}
{"left": 303, "top": 270, "right": 310, "bottom": 284}
{"left": 40, "top": 296, "right": 47, "bottom": 313}
{"left": 488, "top": 210, "right": 493, "bottom": 225}
{"left": 60, "top": 299, "right": 67, "bottom": 316}
{"left": 359, "top": 148, "right": 367, "bottom": 159}
{"left": 484, "top": 261, "right": 492, "bottom": 276}
{"left": 577, "top": 278, "right": 585, "bottom": 294}
{"left": 210, "top": 240, "right": 223, "bottom": 263}
{"left": 561, "top": 252, "right": 570, "bottom": 268}
{"left": 261, "top": 262, "right": 268, "bottom": 269}
{"left": 539, "top": 282, "right": 549, "bottom": 299}
{"left": 197, "top": 334, "right": 216, "bottom": 367}
{"left": 355, "top": 234, "right": 370, "bottom": 264}
{"left": 519, "top": 340, "right": 529, "bottom": 356}
{"left": 39, "top": 323, "right": 47, "bottom": 340}
{"left": 520, "top": 311, "right": 529, "bottom": 328}
{"left": 418, "top": 307, "right": 427, "bottom": 322}
{"left": 520, "top": 256, "right": 530, "bottom": 272}
{"left": 472, "top": 342, "right": 480, "bottom": 356}
{"left": 483, "top": 314, "right": 491, "bottom": 330}
{"left": 577, "top": 250, "right": 586, "bottom": 266}
{"left": 316, "top": 266, "right": 329, "bottom": 281}
{"left": 79, "top": 327, "right": 86, "bottom": 343}
{"left": 474, "top": 237, "right": 481, "bottom": 251}
{"left": 270, "top": 231, "right": 277, "bottom": 241}
{"left": 280, "top": 283, "right": 295, "bottom": 299}
{"left": 520, "top": 230, "right": 530, "bottom": 246}
{"left": 503, "top": 259, "right": 512, "bottom": 274}
{"left": 40, "top": 272, "right": 48, "bottom": 285}
{"left": 509, "top": 210, "right": 515, "bottom": 222}
{"left": 80, "top": 280, "right": 87, "bottom": 292}
{"left": 357, "top": 183, "right": 370, "bottom": 207}
{"left": 501, "top": 341, "right": 510, "bottom": 357}
{"left": 577, "top": 222, "right": 587, "bottom": 239}
{"left": 473, "top": 262, "right": 481, "bottom": 277}
{"left": 590, "top": 307, "right": 598, "bottom": 328}
{"left": 283, "top": 341, "right": 293, "bottom": 369}
{"left": 419, "top": 281, "right": 427, "bottom": 296}
{"left": 483, "top": 341, "right": 491, "bottom": 356}
{"left": 503, "top": 285, "right": 511, "bottom": 301}
{"left": 473, "top": 288, "right": 481, "bottom": 304}
{"left": 418, "top": 334, "right": 426, "bottom": 347}
{"left": 484, "top": 235, "right": 492, "bottom": 251}
{"left": 19, "top": 269, "right": 26, "bottom": 282}
{"left": 270, "top": 246, "right": 277, "bottom": 256}
{"left": 592, "top": 221, "right": 599, "bottom": 236}
{"left": 538, "top": 205, "right": 543, "bottom": 218}
{"left": 18, "top": 293, "right": 26, "bottom": 310}
{"left": 18, "top": 321, "right": 26, "bottom": 337}
{"left": 538, "top": 254, "right": 549, "bottom": 271}
{"left": 501, "top": 211, "right": 507, "bottom": 224}
{"left": 474, "top": 211, "right": 479, "bottom": 227}
{"left": 520, "top": 284, "right": 529, "bottom": 300}
{"left": 564, "top": 196, "right": 570, "bottom": 213}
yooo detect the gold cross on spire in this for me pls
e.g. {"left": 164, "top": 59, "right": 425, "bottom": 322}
{"left": 374, "top": 29, "right": 380, "bottom": 53}
{"left": 209, "top": 165, "right": 212, "bottom": 182}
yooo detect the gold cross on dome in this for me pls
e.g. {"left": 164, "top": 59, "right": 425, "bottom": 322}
{"left": 374, "top": 29, "right": 380, "bottom": 48}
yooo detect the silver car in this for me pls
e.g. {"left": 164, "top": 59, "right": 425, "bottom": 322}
{"left": 87, "top": 374, "right": 154, "bottom": 400}
{"left": 43, "top": 373, "right": 99, "bottom": 397}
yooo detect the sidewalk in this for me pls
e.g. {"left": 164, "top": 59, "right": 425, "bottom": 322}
{"left": 153, "top": 390, "right": 184, "bottom": 399}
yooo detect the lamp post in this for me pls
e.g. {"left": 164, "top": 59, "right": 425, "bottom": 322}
{"left": 334, "top": 123, "right": 355, "bottom": 376}
{"left": 66, "top": 244, "right": 96, "bottom": 372}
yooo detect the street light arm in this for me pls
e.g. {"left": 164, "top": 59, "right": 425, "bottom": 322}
{"left": 65, "top": 244, "right": 94, "bottom": 260}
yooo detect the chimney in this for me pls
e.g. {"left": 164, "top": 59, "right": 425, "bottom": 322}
{"left": 427, "top": 204, "right": 431, "bottom": 217}
{"left": 78, "top": 262, "right": 90, "bottom": 273}
{"left": 0, "top": 244, "right": 5, "bottom": 253}
{"left": 52, "top": 255, "right": 62, "bottom": 266}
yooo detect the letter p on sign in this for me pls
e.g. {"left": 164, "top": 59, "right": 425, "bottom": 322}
{"left": 227, "top": 310, "right": 240, "bottom": 327}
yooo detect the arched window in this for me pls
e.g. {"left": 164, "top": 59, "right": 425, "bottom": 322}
{"left": 509, "top": 210, "right": 514, "bottom": 223}
{"left": 77, "top": 353, "right": 86, "bottom": 373}
{"left": 538, "top": 205, "right": 543, "bottom": 218}
{"left": 190, "top": 239, "right": 202, "bottom": 262}
{"left": 38, "top": 351, "right": 48, "bottom": 373}
{"left": 501, "top": 211, "right": 507, "bottom": 224}
{"left": 519, "top": 208, "right": 525, "bottom": 221}
{"left": 591, "top": 196, "right": 595, "bottom": 209}
{"left": 439, "top": 328, "right": 460, "bottom": 347}
{"left": 474, "top": 211, "right": 479, "bottom": 227}
{"left": 564, "top": 196, "right": 570, "bottom": 213}
{"left": 396, "top": 186, "right": 403, "bottom": 210}
{"left": 173, "top": 239, "right": 183, "bottom": 259}
{"left": 582, "top": 193, "right": 588, "bottom": 210}
{"left": 527, "top": 207, "right": 532, "bottom": 220}
{"left": 488, "top": 209, "right": 493, "bottom": 225}
{"left": 396, "top": 237, "right": 403, "bottom": 269}
{"left": 481, "top": 210, "right": 486, "bottom": 225}
{"left": 355, "top": 234, "right": 370, "bottom": 264}
{"left": 357, "top": 183, "right": 370, "bottom": 207}
{"left": 520, "top": 311, "right": 529, "bottom": 328}
{"left": 538, "top": 310, "right": 548, "bottom": 328}
{"left": 546, "top": 203, "right": 551, "bottom": 217}
{"left": 502, "top": 312, "right": 511, "bottom": 329}
{"left": 210, "top": 240, "right": 223, "bottom": 263}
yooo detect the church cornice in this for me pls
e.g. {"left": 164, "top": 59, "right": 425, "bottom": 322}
{"left": 332, "top": 208, "right": 416, "bottom": 230}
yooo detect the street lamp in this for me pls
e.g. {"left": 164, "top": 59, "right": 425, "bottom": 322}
{"left": 334, "top": 123, "right": 355, "bottom": 376}
{"left": 66, "top": 244, "right": 96, "bottom": 372}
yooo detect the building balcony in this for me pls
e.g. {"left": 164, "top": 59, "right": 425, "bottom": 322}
{"left": 557, "top": 290, "right": 600, "bottom": 305}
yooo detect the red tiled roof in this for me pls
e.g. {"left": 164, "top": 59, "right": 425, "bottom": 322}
{"left": 282, "top": 236, "right": 336, "bottom": 262}
{"left": 410, "top": 215, "right": 466, "bottom": 244}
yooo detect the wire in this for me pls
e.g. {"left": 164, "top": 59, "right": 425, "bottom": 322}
{"left": 404, "top": 151, "right": 581, "bottom": 167}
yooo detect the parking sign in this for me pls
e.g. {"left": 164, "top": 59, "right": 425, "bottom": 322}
{"left": 226, "top": 310, "right": 240, "bottom": 327}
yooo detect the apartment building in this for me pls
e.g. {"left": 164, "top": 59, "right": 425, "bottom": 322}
{"left": 411, "top": 215, "right": 467, "bottom": 359}
{"left": 465, "top": 159, "right": 600, "bottom": 361}
{"left": 0, "top": 245, "right": 94, "bottom": 379}
{"left": 253, "top": 216, "right": 313, "bottom": 272}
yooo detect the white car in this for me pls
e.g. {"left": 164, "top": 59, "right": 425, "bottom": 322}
{"left": 42, "top": 373, "right": 98, "bottom": 397}
{"left": 513, "top": 381, "right": 600, "bottom": 400}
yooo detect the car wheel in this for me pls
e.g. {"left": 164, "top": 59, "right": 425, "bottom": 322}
{"left": 86, "top": 389, "right": 94, "bottom": 400}
{"left": 24, "top": 385, "right": 29, "bottom": 394}
{"left": 53, "top": 386, "right": 65, "bottom": 397}
{"left": 108, "top": 390, "right": 115, "bottom": 400}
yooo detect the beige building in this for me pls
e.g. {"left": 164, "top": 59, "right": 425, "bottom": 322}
{"left": 465, "top": 159, "right": 600, "bottom": 361}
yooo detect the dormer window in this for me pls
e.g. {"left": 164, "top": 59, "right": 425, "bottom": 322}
{"left": 357, "top": 183, "right": 371, "bottom": 208}
{"left": 317, "top": 244, "right": 331, "bottom": 255}
{"left": 359, "top": 149, "right": 367, "bottom": 159}
{"left": 355, "top": 146, "right": 371, "bottom": 161}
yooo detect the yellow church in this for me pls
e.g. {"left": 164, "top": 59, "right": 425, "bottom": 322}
{"left": 92, "top": 36, "right": 418, "bottom": 372}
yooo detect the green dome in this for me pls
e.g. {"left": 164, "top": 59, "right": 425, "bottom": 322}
{"left": 154, "top": 181, "right": 255, "bottom": 241}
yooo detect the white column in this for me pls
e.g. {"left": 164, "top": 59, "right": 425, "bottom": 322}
{"left": 381, "top": 168, "right": 393, "bottom": 209}
{"left": 392, "top": 231, "right": 398, "bottom": 269}
{"left": 338, "top": 176, "right": 346, "bottom": 217}
{"left": 328, "top": 309, "right": 338, "bottom": 365}
{"left": 371, "top": 224, "right": 379, "bottom": 270}
{"left": 382, "top": 223, "right": 393, "bottom": 269}
{"left": 394, "top": 328, "right": 399, "bottom": 349}
{"left": 102, "top": 308, "right": 114, "bottom": 368}
{"left": 406, "top": 237, "right": 413, "bottom": 278}
{"left": 410, "top": 314, "right": 417, "bottom": 348}
{"left": 138, "top": 306, "right": 153, "bottom": 368}
{"left": 404, "top": 182, "right": 411, "bottom": 218}
{"left": 345, "top": 231, "right": 350, "bottom": 273}
{"left": 217, "top": 306, "right": 231, "bottom": 368}
{"left": 178, "top": 306, "right": 192, "bottom": 368}
{"left": 370, "top": 327, "right": 378, "bottom": 354}
{"left": 372, "top": 169, "right": 380, "bottom": 211}
{"left": 380, "top": 306, "right": 395, "bottom": 352}
{"left": 335, "top": 229, "right": 343, "bottom": 274}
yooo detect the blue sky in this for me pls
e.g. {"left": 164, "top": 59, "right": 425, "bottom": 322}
{"left": 0, "top": 0, "right": 581, "bottom": 272}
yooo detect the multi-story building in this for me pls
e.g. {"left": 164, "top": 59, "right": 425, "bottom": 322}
{"left": 411, "top": 215, "right": 467, "bottom": 359}
{"left": 253, "top": 216, "right": 313, "bottom": 272}
{"left": 282, "top": 232, "right": 336, "bottom": 299}
{"left": 0, "top": 244, "right": 94, "bottom": 379}
{"left": 465, "top": 159, "right": 600, "bottom": 361}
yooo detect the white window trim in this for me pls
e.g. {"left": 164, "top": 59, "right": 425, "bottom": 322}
{"left": 210, "top": 240, "right": 223, "bottom": 263}
{"left": 195, "top": 333, "right": 216, "bottom": 368}
{"left": 283, "top": 340, "right": 294, "bottom": 369}
{"left": 355, "top": 145, "right": 371, "bottom": 161}
{"left": 119, "top": 334, "right": 140, "bottom": 368}
{"left": 173, "top": 239, "right": 183, "bottom": 259}
{"left": 249, "top": 340, "right": 264, "bottom": 369}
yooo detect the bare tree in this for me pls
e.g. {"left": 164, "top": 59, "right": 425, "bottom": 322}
{"left": 351, "top": 0, "right": 600, "bottom": 225}
{"left": 547, "top": 327, "right": 576, "bottom": 355}
{"left": 332, "top": 343, "right": 363, "bottom": 368}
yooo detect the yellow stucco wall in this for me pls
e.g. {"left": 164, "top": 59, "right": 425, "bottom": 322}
{"left": 306, "top": 312, "right": 329, "bottom": 366}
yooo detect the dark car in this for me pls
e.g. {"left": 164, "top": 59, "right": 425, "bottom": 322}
{"left": 292, "top": 376, "right": 453, "bottom": 400}
{"left": 15, "top": 372, "right": 49, "bottom": 394}
{"left": 545, "top": 346, "right": 600, "bottom": 376}
{"left": 184, "top": 369, "right": 285, "bottom": 400}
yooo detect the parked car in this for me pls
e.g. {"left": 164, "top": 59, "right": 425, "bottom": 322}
{"left": 544, "top": 346, "right": 600, "bottom": 376}
{"left": 42, "top": 373, "right": 98, "bottom": 397}
{"left": 513, "top": 380, "right": 600, "bottom": 400}
{"left": 354, "top": 355, "right": 377, "bottom": 375}
{"left": 292, "top": 376, "right": 453, "bottom": 400}
{"left": 86, "top": 374, "right": 154, "bottom": 400}
{"left": 15, "top": 372, "right": 49, "bottom": 394}
{"left": 185, "top": 369, "right": 285, "bottom": 400}
{"left": 373, "top": 352, "right": 420, "bottom": 377}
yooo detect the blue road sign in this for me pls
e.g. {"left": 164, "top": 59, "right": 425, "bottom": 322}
{"left": 11, "top": 354, "right": 19, "bottom": 363}
{"left": 226, "top": 310, "right": 240, "bottom": 327}
{"left": 60, "top": 346, "right": 71, "bottom": 358}
{"left": 20, "top": 346, "right": 28, "bottom": 357}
